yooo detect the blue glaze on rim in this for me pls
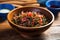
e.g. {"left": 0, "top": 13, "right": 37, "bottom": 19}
{"left": 46, "top": 1, "right": 60, "bottom": 9}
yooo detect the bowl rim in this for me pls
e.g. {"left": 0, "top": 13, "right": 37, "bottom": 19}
{"left": 0, "top": 3, "right": 15, "bottom": 10}
{"left": 7, "top": 6, "right": 54, "bottom": 29}
{"left": 46, "top": 1, "right": 60, "bottom": 9}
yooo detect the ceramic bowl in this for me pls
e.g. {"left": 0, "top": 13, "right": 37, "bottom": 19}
{"left": 0, "top": 3, "right": 15, "bottom": 22}
{"left": 7, "top": 7, "right": 54, "bottom": 39}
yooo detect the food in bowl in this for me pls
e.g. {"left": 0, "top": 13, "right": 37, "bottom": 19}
{"left": 12, "top": 11, "right": 48, "bottom": 27}
{"left": 50, "top": 5, "right": 60, "bottom": 8}
{"left": 0, "top": 9, "right": 10, "bottom": 13}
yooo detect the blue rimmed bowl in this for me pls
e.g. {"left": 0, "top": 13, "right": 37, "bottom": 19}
{"left": 0, "top": 3, "right": 15, "bottom": 22}
{"left": 46, "top": 1, "right": 60, "bottom": 18}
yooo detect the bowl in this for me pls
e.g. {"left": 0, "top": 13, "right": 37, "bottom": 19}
{"left": 0, "top": 3, "right": 15, "bottom": 22}
{"left": 7, "top": 7, "right": 54, "bottom": 39}
{"left": 46, "top": 1, "right": 60, "bottom": 18}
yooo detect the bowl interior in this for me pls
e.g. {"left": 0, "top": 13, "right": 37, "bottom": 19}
{"left": 8, "top": 7, "right": 54, "bottom": 28}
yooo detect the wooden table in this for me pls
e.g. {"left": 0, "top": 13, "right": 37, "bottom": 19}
{"left": 0, "top": 0, "right": 60, "bottom": 40}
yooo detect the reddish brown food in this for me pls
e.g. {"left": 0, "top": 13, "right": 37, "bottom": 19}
{"left": 12, "top": 11, "right": 48, "bottom": 27}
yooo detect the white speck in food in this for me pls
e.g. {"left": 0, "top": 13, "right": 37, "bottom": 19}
{"left": 0, "top": 9, "right": 10, "bottom": 13}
